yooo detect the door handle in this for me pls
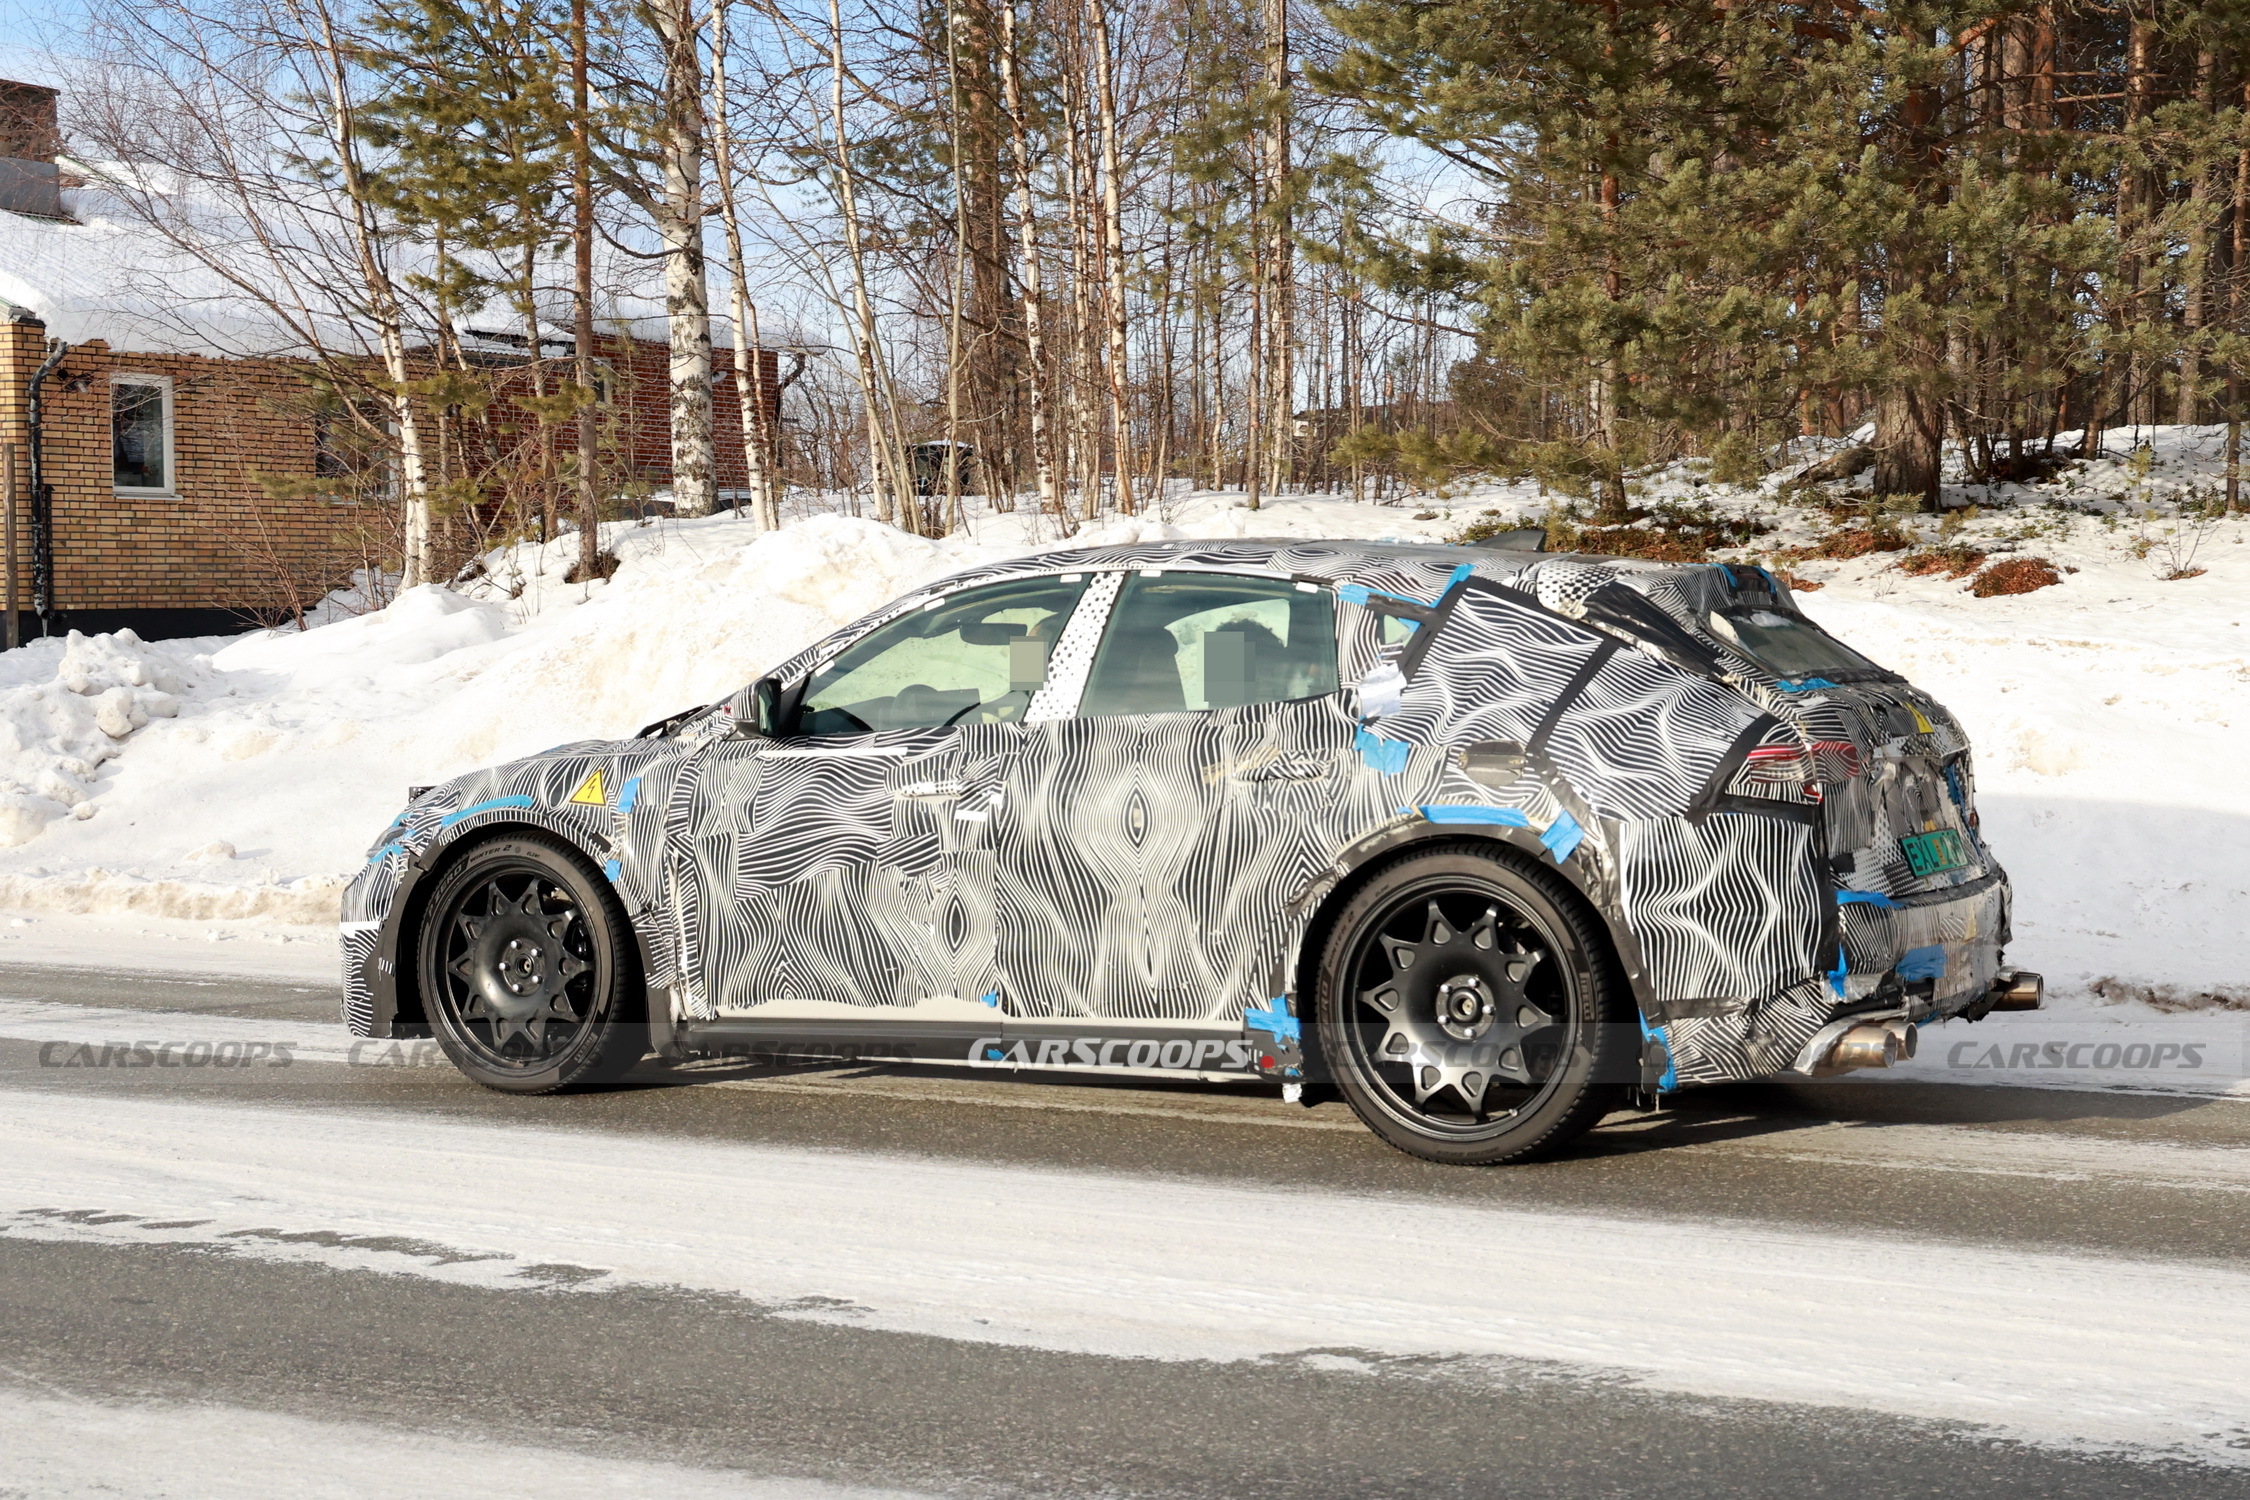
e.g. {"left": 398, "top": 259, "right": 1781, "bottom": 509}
{"left": 896, "top": 779, "right": 963, "bottom": 800}
{"left": 1235, "top": 755, "right": 1336, "bottom": 783}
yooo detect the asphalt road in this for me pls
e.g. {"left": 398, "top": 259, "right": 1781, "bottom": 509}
{"left": 4, "top": 959, "right": 2249, "bottom": 1499}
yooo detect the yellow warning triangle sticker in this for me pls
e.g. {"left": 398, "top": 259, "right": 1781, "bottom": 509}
{"left": 567, "top": 768, "right": 608, "bottom": 806}
{"left": 1908, "top": 704, "right": 1934, "bottom": 734}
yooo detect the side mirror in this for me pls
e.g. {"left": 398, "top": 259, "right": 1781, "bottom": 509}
{"left": 732, "top": 676, "right": 785, "bottom": 737}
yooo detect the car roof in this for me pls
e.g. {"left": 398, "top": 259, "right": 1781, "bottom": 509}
{"left": 925, "top": 535, "right": 1557, "bottom": 592}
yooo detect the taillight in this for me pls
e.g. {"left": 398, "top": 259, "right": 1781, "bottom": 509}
{"left": 1738, "top": 740, "right": 1863, "bottom": 786}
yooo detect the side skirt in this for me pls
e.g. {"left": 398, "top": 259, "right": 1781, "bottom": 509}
{"left": 672, "top": 1018, "right": 1272, "bottom": 1083}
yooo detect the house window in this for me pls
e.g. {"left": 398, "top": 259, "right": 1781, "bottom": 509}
{"left": 112, "top": 376, "right": 174, "bottom": 494}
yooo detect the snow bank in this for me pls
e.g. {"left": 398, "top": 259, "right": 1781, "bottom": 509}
{"left": 0, "top": 629, "right": 189, "bottom": 846}
{"left": 0, "top": 497, "right": 1455, "bottom": 931}
{"left": 0, "top": 464, "right": 2239, "bottom": 1026}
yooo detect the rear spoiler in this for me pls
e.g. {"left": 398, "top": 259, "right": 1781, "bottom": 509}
{"left": 1463, "top": 527, "right": 1547, "bottom": 552}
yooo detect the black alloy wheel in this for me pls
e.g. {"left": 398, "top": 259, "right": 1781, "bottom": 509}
{"left": 1315, "top": 846, "right": 1629, "bottom": 1165}
{"left": 418, "top": 834, "right": 644, "bottom": 1094}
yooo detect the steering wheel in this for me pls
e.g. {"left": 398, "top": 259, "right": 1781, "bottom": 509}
{"left": 943, "top": 690, "right": 1030, "bottom": 727}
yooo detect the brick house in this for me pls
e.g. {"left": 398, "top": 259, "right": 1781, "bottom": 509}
{"left": 0, "top": 78, "right": 777, "bottom": 644}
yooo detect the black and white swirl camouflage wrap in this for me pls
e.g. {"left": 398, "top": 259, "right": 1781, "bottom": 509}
{"left": 340, "top": 537, "right": 2015, "bottom": 1093}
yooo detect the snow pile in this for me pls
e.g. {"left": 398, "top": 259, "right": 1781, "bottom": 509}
{"left": 0, "top": 497, "right": 1455, "bottom": 929}
{"left": 0, "top": 461, "right": 2239, "bottom": 1033}
{"left": 0, "top": 629, "right": 189, "bottom": 847}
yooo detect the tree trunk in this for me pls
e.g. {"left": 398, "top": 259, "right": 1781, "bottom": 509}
{"left": 951, "top": 0, "right": 1019, "bottom": 508}
{"left": 827, "top": 0, "right": 910, "bottom": 527}
{"left": 708, "top": 0, "right": 779, "bottom": 532}
{"left": 2179, "top": 48, "right": 2222, "bottom": 427}
{"left": 572, "top": 0, "right": 602, "bottom": 574}
{"left": 999, "top": 1, "right": 1060, "bottom": 517}
{"left": 1261, "top": 0, "right": 1293, "bottom": 497}
{"left": 1873, "top": 380, "right": 1944, "bottom": 505}
{"left": 653, "top": 0, "right": 716, "bottom": 517}
{"left": 1089, "top": 0, "right": 1133, "bottom": 513}
{"left": 301, "top": 0, "right": 432, "bottom": 585}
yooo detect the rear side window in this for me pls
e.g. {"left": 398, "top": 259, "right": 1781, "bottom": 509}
{"left": 1708, "top": 608, "right": 1886, "bottom": 680}
{"left": 1080, "top": 573, "right": 1338, "bottom": 716}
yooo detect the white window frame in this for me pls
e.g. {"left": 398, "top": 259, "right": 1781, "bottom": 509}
{"left": 110, "top": 373, "right": 176, "bottom": 497}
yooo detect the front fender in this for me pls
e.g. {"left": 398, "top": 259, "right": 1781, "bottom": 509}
{"left": 341, "top": 743, "right": 687, "bottom": 1038}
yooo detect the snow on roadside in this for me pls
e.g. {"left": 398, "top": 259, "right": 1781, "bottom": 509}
{"left": 0, "top": 1385, "right": 922, "bottom": 1500}
{"left": 0, "top": 458, "right": 2238, "bottom": 1042}
{"left": 8, "top": 1088, "right": 2250, "bottom": 1464}
{"left": 0, "top": 496, "right": 1455, "bottom": 933}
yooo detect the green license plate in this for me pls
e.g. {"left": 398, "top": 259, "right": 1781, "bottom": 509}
{"left": 1899, "top": 828, "right": 1968, "bottom": 877}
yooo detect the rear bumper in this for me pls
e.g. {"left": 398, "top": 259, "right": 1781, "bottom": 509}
{"left": 1648, "top": 863, "right": 2012, "bottom": 1091}
{"left": 1835, "top": 865, "right": 2012, "bottom": 1019}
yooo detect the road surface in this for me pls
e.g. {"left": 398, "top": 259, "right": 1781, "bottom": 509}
{"left": 3, "top": 960, "right": 2247, "bottom": 1498}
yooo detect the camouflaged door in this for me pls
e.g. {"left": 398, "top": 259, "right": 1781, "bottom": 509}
{"left": 1048, "top": 571, "right": 1367, "bottom": 1026}
{"left": 693, "top": 575, "right": 1089, "bottom": 1025}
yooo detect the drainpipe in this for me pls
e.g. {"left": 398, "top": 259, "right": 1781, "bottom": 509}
{"left": 24, "top": 337, "right": 67, "bottom": 639}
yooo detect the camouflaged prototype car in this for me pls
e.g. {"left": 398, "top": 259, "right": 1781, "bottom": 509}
{"left": 342, "top": 537, "right": 2038, "bottom": 1165}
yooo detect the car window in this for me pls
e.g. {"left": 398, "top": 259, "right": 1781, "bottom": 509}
{"left": 1079, "top": 573, "right": 1338, "bottom": 716}
{"left": 797, "top": 575, "right": 1088, "bottom": 735}
{"left": 1707, "top": 607, "right": 1886, "bottom": 680}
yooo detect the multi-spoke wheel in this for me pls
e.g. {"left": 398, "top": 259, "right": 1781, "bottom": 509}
{"left": 418, "top": 834, "right": 644, "bottom": 1094}
{"left": 1314, "top": 846, "right": 1629, "bottom": 1165}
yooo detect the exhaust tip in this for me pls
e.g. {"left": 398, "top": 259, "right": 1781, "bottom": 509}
{"left": 1824, "top": 1022, "right": 1904, "bottom": 1073}
{"left": 1991, "top": 969, "right": 2044, "bottom": 1012}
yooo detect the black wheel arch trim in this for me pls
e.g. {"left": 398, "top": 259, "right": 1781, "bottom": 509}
{"left": 362, "top": 812, "right": 658, "bottom": 1040}
{"left": 1277, "top": 816, "right": 1656, "bottom": 1058}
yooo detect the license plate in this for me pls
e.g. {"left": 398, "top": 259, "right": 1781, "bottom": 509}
{"left": 1899, "top": 828, "right": 1968, "bottom": 877}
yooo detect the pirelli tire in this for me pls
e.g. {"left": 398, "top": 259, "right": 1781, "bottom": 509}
{"left": 1313, "top": 844, "right": 1630, "bottom": 1166}
{"left": 416, "top": 831, "right": 647, "bottom": 1095}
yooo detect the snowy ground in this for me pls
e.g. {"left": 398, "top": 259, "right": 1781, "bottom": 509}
{"left": 0, "top": 1386, "right": 922, "bottom": 1500}
{"left": 8, "top": 1084, "right": 2249, "bottom": 1466}
{"left": 0, "top": 446, "right": 2240, "bottom": 1076}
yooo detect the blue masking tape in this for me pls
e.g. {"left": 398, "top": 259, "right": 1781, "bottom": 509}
{"left": 1897, "top": 945, "right": 1947, "bottom": 982}
{"left": 438, "top": 796, "right": 535, "bottom": 829}
{"left": 1416, "top": 804, "right": 1533, "bottom": 827}
{"left": 1354, "top": 727, "right": 1410, "bottom": 774}
{"left": 1243, "top": 998, "right": 1301, "bottom": 1043}
{"left": 1540, "top": 809, "right": 1585, "bottom": 862}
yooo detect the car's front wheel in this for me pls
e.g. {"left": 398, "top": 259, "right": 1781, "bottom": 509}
{"left": 417, "top": 833, "right": 645, "bottom": 1094}
{"left": 1314, "top": 846, "right": 1629, "bottom": 1165}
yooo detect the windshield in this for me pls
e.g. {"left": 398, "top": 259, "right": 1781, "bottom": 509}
{"left": 1707, "top": 608, "right": 1888, "bottom": 681}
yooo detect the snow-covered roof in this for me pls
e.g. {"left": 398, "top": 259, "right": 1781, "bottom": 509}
{"left": 0, "top": 178, "right": 337, "bottom": 356}
{"left": 0, "top": 171, "right": 704, "bottom": 361}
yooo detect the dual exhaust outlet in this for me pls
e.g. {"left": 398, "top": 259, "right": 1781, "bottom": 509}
{"left": 1820, "top": 1018, "right": 1918, "bottom": 1075}
{"left": 1813, "top": 969, "right": 2044, "bottom": 1077}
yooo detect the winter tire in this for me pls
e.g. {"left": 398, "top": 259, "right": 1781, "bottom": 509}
{"left": 1314, "top": 845, "right": 1629, "bottom": 1166}
{"left": 418, "top": 833, "right": 645, "bottom": 1094}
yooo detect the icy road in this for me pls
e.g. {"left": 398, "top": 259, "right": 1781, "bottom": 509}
{"left": 3, "top": 963, "right": 2249, "bottom": 1498}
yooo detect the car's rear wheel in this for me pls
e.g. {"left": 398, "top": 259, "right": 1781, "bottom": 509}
{"left": 418, "top": 833, "right": 644, "bottom": 1094}
{"left": 1314, "top": 846, "right": 1628, "bottom": 1165}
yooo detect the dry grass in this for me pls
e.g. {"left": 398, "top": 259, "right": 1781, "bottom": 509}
{"left": 1781, "top": 519, "right": 1915, "bottom": 562}
{"left": 1531, "top": 502, "right": 1772, "bottom": 563}
{"left": 1896, "top": 545, "right": 1987, "bottom": 579}
{"left": 1968, "top": 556, "right": 2062, "bottom": 596}
{"left": 2090, "top": 976, "right": 2250, "bottom": 1013}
